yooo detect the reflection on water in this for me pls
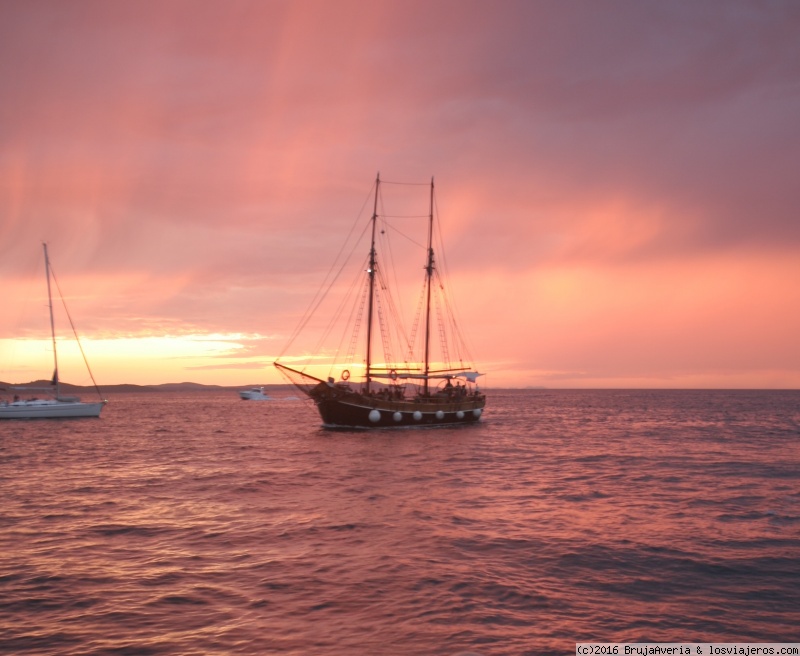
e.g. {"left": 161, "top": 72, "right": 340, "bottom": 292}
{"left": 1, "top": 390, "right": 799, "bottom": 655}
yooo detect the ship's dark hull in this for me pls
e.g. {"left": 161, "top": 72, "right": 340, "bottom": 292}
{"left": 308, "top": 383, "right": 485, "bottom": 429}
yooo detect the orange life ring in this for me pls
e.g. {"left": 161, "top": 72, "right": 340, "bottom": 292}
{"left": 341, "top": 370, "right": 350, "bottom": 381}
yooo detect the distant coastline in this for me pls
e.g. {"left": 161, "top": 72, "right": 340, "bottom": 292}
{"left": 3, "top": 381, "right": 796, "bottom": 394}
{"left": 0, "top": 380, "right": 297, "bottom": 394}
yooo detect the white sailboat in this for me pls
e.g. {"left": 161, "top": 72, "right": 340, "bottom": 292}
{"left": 0, "top": 244, "right": 107, "bottom": 420}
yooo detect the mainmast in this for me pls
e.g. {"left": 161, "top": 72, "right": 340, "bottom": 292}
{"left": 43, "top": 243, "right": 60, "bottom": 400}
{"left": 423, "top": 177, "right": 435, "bottom": 396}
{"left": 364, "top": 173, "right": 380, "bottom": 394}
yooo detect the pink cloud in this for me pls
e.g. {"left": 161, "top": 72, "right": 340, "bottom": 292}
{"left": 2, "top": 1, "right": 799, "bottom": 386}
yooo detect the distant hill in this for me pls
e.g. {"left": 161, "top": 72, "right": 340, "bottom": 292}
{"left": 0, "top": 380, "right": 296, "bottom": 394}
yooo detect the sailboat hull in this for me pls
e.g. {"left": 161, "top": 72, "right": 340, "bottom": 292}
{"left": 0, "top": 400, "right": 105, "bottom": 420}
{"left": 309, "top": 383, "right": 485, "bottom": 429}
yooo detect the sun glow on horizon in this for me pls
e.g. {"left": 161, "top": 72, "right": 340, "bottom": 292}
{"left": 0, "top": 333, "right": 282, "bottom": 387}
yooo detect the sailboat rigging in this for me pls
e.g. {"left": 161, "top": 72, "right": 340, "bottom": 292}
{"left": 0, "top": 244, "right": 106, "bottom": 420}
{"left": 274, "top": 174, "right": 485, "bottom": 428}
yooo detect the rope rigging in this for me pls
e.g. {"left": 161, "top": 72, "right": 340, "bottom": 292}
{"left": 276, "top": 176, "right": 477, "bottom": 382}
{"left": 49, "top": 264, "right": 104, "bottom": 399}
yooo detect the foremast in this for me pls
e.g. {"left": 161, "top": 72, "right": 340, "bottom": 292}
{"left": 364, "top": 174, "right": 380, "bottom": 395}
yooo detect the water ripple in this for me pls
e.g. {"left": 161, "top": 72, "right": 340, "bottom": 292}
{"left": 1, "top": 390, "right": 799, "bottom": 654}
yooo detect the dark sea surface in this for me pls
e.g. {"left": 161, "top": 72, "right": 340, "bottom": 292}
{"left": 1, "top": 389, "right": 799, "bottom": 656}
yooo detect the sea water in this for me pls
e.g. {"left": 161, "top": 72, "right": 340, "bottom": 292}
{"left": 1, "top": 389, "right": 799, "bottom": 655}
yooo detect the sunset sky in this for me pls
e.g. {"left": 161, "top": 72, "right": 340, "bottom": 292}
{"left": 2, "top": 0, "right": 799, "bottom": 389}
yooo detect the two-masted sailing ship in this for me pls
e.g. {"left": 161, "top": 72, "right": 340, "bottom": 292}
{"left": 0, "top": 244, "right": 106, "bottom": 420}
{"left": 275, "top": 175, "right": 485, "bottom": 428}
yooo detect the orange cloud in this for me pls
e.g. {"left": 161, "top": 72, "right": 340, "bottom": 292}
{"left": 2, "top": 1, "right": 799, "bottom": 388}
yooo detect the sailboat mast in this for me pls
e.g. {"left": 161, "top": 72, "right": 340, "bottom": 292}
{"left": 43, "top": 243, "right": 60, "bottom": 399}
{"left": 423, "top": 177, "right": 434, "bottom": 396}
{"left": 364, "top": 173, "right": 380, "bottom": 394}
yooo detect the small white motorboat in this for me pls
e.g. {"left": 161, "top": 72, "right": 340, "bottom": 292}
{"left": 238, "top": 387, "right": 272, "bottom": 401}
